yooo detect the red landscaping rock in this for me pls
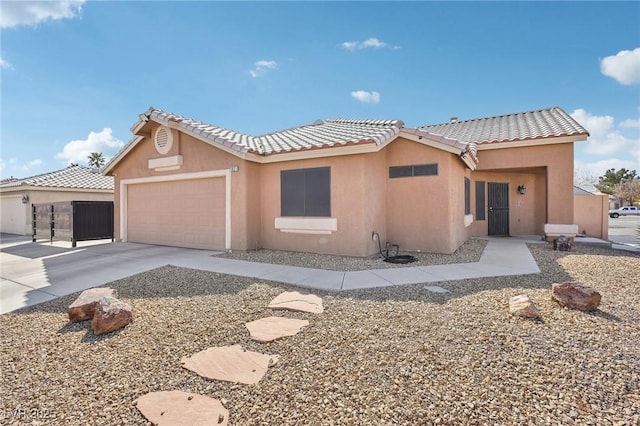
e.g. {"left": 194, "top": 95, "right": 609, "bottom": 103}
{"left": 68, "top": 287, "right": 117, "bottom": 322}
{"left": 91, "top": 296, "right": 133, "bottom": 335}
{"left": 135, "top": 390, "right": 228, "bottom": 426}
{"left": 551, "top": 281, "right": 601, "bottom": 311}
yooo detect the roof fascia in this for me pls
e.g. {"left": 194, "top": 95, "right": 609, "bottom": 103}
{"left": 1, "top": 186, "right": 113, "bottom": 194}
{"left": 102, "top": 135, "right": 144, "bottom": 175}
{"left": 476, "top": 134, "right": 588, "bottom": 150}
{"left": 399, "top": 130, "right": 465, "bottom": 156}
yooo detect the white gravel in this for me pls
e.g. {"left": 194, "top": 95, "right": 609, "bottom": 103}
{"left": 1, "top": 243, "right": 639, "bottom": 425}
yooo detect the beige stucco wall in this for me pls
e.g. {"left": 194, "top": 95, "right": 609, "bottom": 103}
{"left": 468, "top": 170, "right": 546, "bottom": 237}
{"left": 574, "top": 194, "right": 608, "bottom": 239}
{"left": 0, "top": 189, "right": 113, "bottom": 235}
{"left": 385, "top": 139, "right": 467, "bottom": 254}
{"left": 260, "top": 154, "right": 372, "bottom": 257}
{"left": 475, "top": 143, "right": 575, "bottom": 229}
{"left": 108, "top": 122, "right": 579, "bottom": 256}
{"left": 109, "top": 123, "right": 256, "bottom": 250}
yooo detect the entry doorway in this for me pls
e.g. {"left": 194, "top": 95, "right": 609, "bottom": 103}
{"left": 488, "top": 182, "right": 509, "bottom": 236}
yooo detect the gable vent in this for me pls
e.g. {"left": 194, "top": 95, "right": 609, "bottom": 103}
{"left": 154, "top": 125, "right": 173, "bottom": 155}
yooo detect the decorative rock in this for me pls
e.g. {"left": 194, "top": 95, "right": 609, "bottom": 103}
{"left": 181, "top": 344, "right": 279, "bottom": 385}
{"left": 553, "top": 235, "right": 573, "bottom": 251}
{"left": 268, "top": 291, "right": 324, "bottom": 313}
{"left": 509, "top": 294, "right": 541, "bottom": 319}
{"left": 551, "top": 281, "right": 601, "bottom": 311}
{"left": 245, "top": 316, "right": 310, "bottom": 343}
{"left": 68, "top": 287, "right": 117, "bottom": 322}
{"left": 135, "top": 390, "right": 228, "bottom": 426}
{"left": 91, "top": 296, "right": 133, "bottom": 335}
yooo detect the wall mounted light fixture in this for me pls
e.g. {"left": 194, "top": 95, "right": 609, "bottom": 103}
{"left": 230, "top": 165, "right": 239, "bottom": 172}
{"left": 21, "top": 194, "right": 29, "bottom": 204}
{"left": 517, "top": 185, "right": 526, "bottom": 195}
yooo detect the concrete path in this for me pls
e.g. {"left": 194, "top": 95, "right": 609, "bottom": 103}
{"left": 0, "top": 234, "right": 549, "bottom": 315}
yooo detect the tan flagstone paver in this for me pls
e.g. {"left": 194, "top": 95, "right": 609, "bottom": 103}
{"left": 181, "top": 344, "right": 279, "bottom": 385}
{"left": 245, "top": 316, "right": 310, "bottom": 343}
{"left": 135, "top": 390, "right": 228, "bottom": 426}
{"left": 268, "top": 291, "right": 324, "bottom": 313}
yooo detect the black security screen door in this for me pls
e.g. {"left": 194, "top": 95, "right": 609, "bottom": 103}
{"left": 488, "top": 182, "right": 509, "bottom": 236}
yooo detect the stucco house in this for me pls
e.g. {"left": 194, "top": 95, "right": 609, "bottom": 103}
{"left": 103, "top": 106, "right": 589, "bottom": 257}
{"left": 0, "top": 166, "right": 114, "bottom": 235}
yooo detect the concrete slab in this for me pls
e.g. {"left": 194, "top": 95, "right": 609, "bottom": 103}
{"left": 341, "top": 270, "right": 393, "bottom": 290}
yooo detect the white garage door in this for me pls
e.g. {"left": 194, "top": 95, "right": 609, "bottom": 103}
{"left": 127, "top": 178, "right": 226, "bottom": 250}
{"left": 1, "top": 196, "right": 28, "bottom": 235}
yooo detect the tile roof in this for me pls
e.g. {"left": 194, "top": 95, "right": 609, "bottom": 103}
{"left": 418, "top": 107, "right": 589, "bottom": 145}
{"left": 0, "top": 166, "right": 114, "bottom": 190}
{"left": 144, "top": 108, "right": 404, "bottom": 155}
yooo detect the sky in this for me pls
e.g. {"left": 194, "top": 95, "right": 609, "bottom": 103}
{"left": 1, "top": 1, "right": 639, "bottom": 184}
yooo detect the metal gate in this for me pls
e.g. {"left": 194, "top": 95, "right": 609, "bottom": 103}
{"left": 488, "top": 182, "right": 509, "bottom": 236}
{"left": 32, "top": 201, "right": 114, "bottom": 247}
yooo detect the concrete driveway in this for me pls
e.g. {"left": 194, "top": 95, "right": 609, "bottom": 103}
{"left": 0, "top": 234, "right": 222, "bottom": 314}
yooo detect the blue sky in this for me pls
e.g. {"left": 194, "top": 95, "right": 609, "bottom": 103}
{"left": 1, "top": 1, "right": 639, "bottom": 184}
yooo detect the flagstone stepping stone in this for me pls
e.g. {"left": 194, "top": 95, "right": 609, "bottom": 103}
{"left": 181, "top": 345, "right": 279, "bottom": 385}
{"left": 135, "top": 390, "right": 228, "bottom": 426}
{"left": 68, "top": 287, "right": 117, "bottom": 322}
{"left": 245, "top": 316, "right": 310, "bottom": 343}
{"left": 268, "top": 291, "right": 324, "bottom": 313}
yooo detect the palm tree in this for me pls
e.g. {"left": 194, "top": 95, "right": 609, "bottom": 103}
{"left": 87, "top": 152, "right": 106, "bottom": 169}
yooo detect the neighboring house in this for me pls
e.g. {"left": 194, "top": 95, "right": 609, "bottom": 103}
{"left": 103, "top": 106, "right": 589, "bottom": 257}
{"left": 0, "top": 166, "right": 114, "bottom": 235}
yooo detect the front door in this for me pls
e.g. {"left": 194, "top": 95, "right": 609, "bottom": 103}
{"left": 488, "top": 182, "right": 509, "bottom": 236}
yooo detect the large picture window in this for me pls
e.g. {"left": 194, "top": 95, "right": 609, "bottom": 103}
{"left": 281, "top": 167, "right": 331, "bottom": 217}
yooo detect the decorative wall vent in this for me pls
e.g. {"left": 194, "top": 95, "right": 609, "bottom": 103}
{"left": 154, "top": 126, "right": 173, "bottom": 155}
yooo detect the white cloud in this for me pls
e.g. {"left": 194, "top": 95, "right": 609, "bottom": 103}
{"left": 351, "top": 90, "right": 381, "bottom": 104}
{"left": 600, "top": 47, "right": 640, "bottom": 85}
{"left": 340, "top": 37, "right": 399, "bottom": 51}
{"left": 55, "top": 128, "right": 124, "bottom": 165}
{"left": 0, "top": 1, "right": 85, "bottom": 28}
{"left": 571, "top": 109, "right": 633, "bottom": 155}
{"left": 575, "top": 158, "right": 640, "bottom": 181}
{"left": 249, "top": 60, "right": 277, "bottom": 78}
{"left": 0, "top": 57, "right": 13, "bottom": 69}
{"left": 620, "top": 118, "right": 640, "bottom": 128}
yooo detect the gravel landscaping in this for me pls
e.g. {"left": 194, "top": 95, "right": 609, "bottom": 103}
{"left": 220, "top": 238, "right": 487, "bottom": 271}
{"left": 1, "top": 243, "right": 639, "bottom": 425}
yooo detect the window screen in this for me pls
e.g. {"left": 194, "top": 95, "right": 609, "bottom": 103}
{"left": 389, "top": 163, "right": 438, "bottom": 178}
{"left": 281, "top": 167, "right": 330, "bottom": 216}
{"left": 475, "top": 180, "right": 486, "bottom": 220}
{"left": 464, "top": 177, "right": 471, "bottom": 215}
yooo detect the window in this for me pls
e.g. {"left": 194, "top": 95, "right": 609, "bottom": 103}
{"left": 464, "top": 177, "right": 471, "bottom": 215}
{"left": 389, "top": 163, "right": 438, "bottom": 178}
{"left": 281, "top": 167, "right": 330, "bottom": 216}
{"left": 476, "top": 180, "right": 486, "bottom": 220}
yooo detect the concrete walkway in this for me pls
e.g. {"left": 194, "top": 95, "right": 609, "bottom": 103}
{"left": 0, "top": 234, "right": 550, "bottom": 315}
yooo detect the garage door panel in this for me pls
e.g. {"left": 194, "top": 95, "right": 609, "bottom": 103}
{"left": 127, "top": 178, "right": 225, "bottom": 250}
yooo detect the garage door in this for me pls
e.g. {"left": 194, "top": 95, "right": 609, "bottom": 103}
{"left": 1, "top": 196, "right": 27, "bottom": 235}
{"left": 127, "top": 178, "right": 225, "bottom": 250}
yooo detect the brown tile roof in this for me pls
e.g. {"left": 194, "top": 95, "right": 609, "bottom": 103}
{"left": 418, "top": 107, "right": 589, "bottom": 145}
{"left": 0, "top": 166, "right": 114, "bottom": 190}
{"left": 144, "top": 108, "right": 404, "bottom": 155}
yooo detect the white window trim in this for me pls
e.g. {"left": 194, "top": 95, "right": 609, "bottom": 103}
{"left": 119, "top": 169, "right": 231, "bottom": 249}
{"left": 275, "top": 217, "right": 337, "bottom": 235}
{"left": 464, "top": 214, "right": 474, "bottom": 227}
